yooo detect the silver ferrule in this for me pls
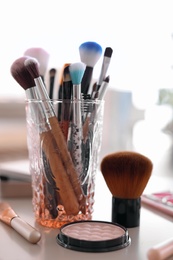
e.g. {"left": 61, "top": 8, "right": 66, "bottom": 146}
{"left": 25, "top": 86, "right": 49, "bottom": 133}
{"left": 25, "top": 86, "right": 39, "bottom": 99}
{"left": 34, "top": 77, "right": 55, "bottom": 118}
{"left": 98, "top": 81, "right": 109, "bottom": 100}
{"left": 72, "top": 84, "right": 82, "bottom": 125}
{"left": 73, "top": 84, "right": 81, "bottom": 100}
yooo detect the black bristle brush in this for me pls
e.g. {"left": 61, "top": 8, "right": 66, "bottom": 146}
{"left": 100, "top": 151, "right": 153, "bottom": 228}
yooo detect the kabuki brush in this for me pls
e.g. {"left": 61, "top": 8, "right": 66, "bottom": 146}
{"left": 100, "top": 151, "right": 153, "bottom": 228}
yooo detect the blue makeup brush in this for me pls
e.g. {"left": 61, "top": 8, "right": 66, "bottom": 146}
{"left": 69, "top": 62, "right": 85, "bottom": 180}
{"left": 79, "top": 41, "right": 102, "bottom": 95}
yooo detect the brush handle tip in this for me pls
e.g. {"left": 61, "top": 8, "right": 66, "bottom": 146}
{"left": 11, "top": 217, "right": 41, "bottom": 244}
{"left": 147, "top": 238, "right": 173, "bottom": 260}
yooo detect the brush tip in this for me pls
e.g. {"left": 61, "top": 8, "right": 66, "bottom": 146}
{"left": 10, "top": 56, "right": 36, "bottom": 90}
{"left": 69, "top": 62, "right": 86, "bottom": 85}
{"left": 104, "top": 47, "right": 113, "bottom": 58}
{"left": 24, "top": 47, "right": 49, "bottom": 76}
{"left": 79, "top": 41, "right": 102, "bottom": 67}
{"left": 24, "top": 57, "right": 40, "bottom": 79}
{"left": 100, "top": 151, "right": 153, "bottom": 198}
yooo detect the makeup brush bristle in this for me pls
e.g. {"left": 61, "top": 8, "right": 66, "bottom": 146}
{"left": 104, "top": 47, "right": 113, "bottom": 58}
{"left": 10, "top": 56, "right": 35, "bottom": 90}
{"left": 69, "top": 62, "right": 86, "bottom": 85}
{"left": 24, "top": 57, "right": 40, "bottom": 79}
{"left": 79, "top": 41, "right": 102, "bottom": 67}
{"left": 24, "top": 47, "right": 49, "bottom": 77}
{"left": 100, "top": 151, "right": 153, "bottom": 199}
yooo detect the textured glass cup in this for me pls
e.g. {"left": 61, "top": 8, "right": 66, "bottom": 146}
{"left": 25, "top": 99, "right": 104, "bottom": 228}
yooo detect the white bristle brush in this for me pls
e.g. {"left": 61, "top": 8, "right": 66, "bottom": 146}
{"left": 24, "top": 47, "right": 50, "bottom": 82}
{"left": 79, "top": 41, "right": 102, "bottom": 95}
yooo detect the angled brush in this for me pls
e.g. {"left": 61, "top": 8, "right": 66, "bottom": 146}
{"left": 100, "top": 151, "right": 153, "bottom": 227}
{"left": 24, "top": 57, "right": 86, "bottom": 214}
{"left": 79, "top": 41, "right": 102, "bottom": 94}
{"left": 57, "top": 63, "right": 71, "bottom": 121}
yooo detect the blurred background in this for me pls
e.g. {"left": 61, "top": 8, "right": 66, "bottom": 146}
{"left": 0, "top": 0, "right": 173, "bottom": 178}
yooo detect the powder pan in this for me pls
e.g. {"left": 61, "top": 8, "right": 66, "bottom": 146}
{"left": 56, "top": 220, "right": 131, "bottom": 252}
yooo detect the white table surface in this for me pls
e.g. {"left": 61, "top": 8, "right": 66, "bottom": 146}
{"left": 0, "top": 173, "right": 173, "bottom": 260}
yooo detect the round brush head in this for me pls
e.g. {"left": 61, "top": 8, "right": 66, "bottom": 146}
{"left": 24, "top": 47, "right": 49, "bottom": 78}
{"left": 100, "top": 151, "right": 153, "bottom": 199}
{"left": 79, "top": 41, "right": 102, "bottom": 67}
{"left": 24, "top": 57, "right": 40, "bottom": 79}
{"left": 69, "top": 62, "right": 86, "bottom": 85}
{"left": 10, "top": 56, "right": 35, "bottom": 90}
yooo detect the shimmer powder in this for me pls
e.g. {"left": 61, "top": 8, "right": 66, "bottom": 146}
{"left": 57, "top": 220, "right": 131, "bottom": 252}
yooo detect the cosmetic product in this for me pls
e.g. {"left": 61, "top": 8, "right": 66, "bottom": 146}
{"left": 79, "top": 41, "right": 102, "bottom": 94}
{"left": 147, "top": 237, "right": 173, "bottom": 260}
{"left": 94, "top": 75, "right": 110, "bottom": 100}
{"left": 11, "top": 57, "right": 81, "bottom": 216}
{"left": 69, "top": 62, "right": 85, "bottom": 179}
{"left": 0, "top": 202, "right": 41, "bottom": 244}
{"left": 100, "top": 151, "right": 153, "bottom": 228}
{"left": 60, "top": 64, "right": 72, "bottom": 140}
{"left": 24, "top": 47, "right": 49, "bottom": 83}
{"left": 97, "top": 47, "right": 113, "bottom": 90}
{"left": 57, "top": 220, "right": 131, "bottom": 252}
{"left": 24, "top": 57, "right": 86, "bottom": 214}
{"left": 141, "top": 191, "right": 173, "bottom": 217}
{"left": 57, "top": 63, "right": 71, "bottom": 121}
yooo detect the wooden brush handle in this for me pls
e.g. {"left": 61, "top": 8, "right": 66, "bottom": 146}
{"left": 59, "top": 120, "right": 69, "bottom": 141}
{"left": 49, "top": 116, "right": 86, "bottom": 214}
{"left": 40, "top": 130, "right": 79, "bottom": 215}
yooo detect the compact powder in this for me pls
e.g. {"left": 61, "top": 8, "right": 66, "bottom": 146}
{"left": 57, "top": 220, "right": 131, "bottom": 252}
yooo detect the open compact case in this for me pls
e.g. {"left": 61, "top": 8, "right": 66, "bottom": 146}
{"left": 56, "top": 220, "right": 131, "bottom": 252}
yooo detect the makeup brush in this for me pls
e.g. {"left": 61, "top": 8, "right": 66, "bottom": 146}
{"left": 11, "top": 56, "right": 79, "bottom": 218}
{"left": 49, "top": 68, "right": 57, "bottom": 99}
{"left": 94, "top": 75, "right": 110, "bottom": 100}
{"left": 0, "top": 202, "right": 41, "bottom": 244}
{"left": 100, "top": 151, "right": 153, "bottom": 228}
{"left": 24, "top": 47, "right": 49, "bottom": 83}
{"left": 79, "top": 41, "right": 102, "bottom": 95}
{"left": 97, "top": 47, "right": 113, "bottom": 90}
{"left": 69, "top": 62, "right": 85, "bottom": 181}
{"left": 57, "top": 63, "right": 71, "bottom": 122}
{"left": 24, "top": 57, "right": 86, "bottom": 214}
{"left": 60, "top": 65, "right": 73, "bottom": 140}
